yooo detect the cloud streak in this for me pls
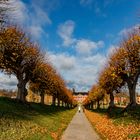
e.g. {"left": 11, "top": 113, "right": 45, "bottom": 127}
{"left": 55, "top": 19, "right": 106, "bottom": 90}
{"left": 48, "top": 52, "right": 76, "bottom": 70}
{"left": 57, "top": 20, "right": 104, "bottom": 55}
{"left": 9, "top": 0, "right": 52, "bottom": 40}
{"left": 57, "top": 20, "right": 76, "bottom": 47}
{"left": 76, "top": 39, "right": 104, "bottom": 55}
{"left": 119, "top": 24, "right": 140, "bottom": 36}
{"left": 0, "top": 73, "right": 17, "bottom": 90}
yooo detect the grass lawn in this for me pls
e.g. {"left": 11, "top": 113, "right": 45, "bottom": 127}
{"left": 0, "top": 97, "right": 76, "bottom": 140}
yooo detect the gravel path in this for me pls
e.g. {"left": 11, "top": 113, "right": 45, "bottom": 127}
{"left": 61, "top": 109, "right": 100, "bottom": 140}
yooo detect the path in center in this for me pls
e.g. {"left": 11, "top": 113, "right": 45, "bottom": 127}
{"left": 61, "top": 109, "right": 100, "bottom": 140}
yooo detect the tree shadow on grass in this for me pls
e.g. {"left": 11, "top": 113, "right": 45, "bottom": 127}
{"left": 0, "top": 97, "right": 73, "bottom": 121}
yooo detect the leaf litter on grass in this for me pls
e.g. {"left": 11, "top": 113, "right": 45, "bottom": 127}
{"left": 85, "top": 109, "right": 140, "bottom": 140}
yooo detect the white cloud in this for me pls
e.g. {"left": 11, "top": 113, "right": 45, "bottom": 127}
{"left": 83, "top": 53, "right": 106, "bottom": 65}
{"left": 119, "top": 24, "right": 140, "bottom": 36}
{"left": 29, "top": 26, "right": 44, "bottom": 39}
{"left": 57, "top": 20, "right": 76, "bottom": 47}
{"left": 11, "top": 0, "right": 52, "bottom": 25}
{"left": 31, "top": 3, "right": 52, "bottom": 25}
{"left": 0, "top": 73, "right": 17, "bottom": 90}
{"left": 57, "top": 20, "right": 104, "bottom": 56}
{"left": 76, "top": 39, "right": 104, "bottom": 55}
{"left": 29, "top": 25, "right": 48, "bottom": 40}
{"left": 48, "top": 52, "right": 76, "bottom": 71}
{"left": 57, "top": 20, "right": 104, "bottom": 55}
{"left": 8, "top": 0, "right": 29, "bottom": 24}
{"left": 56, "top": 20, "right": 105, "bottom": 91}
{"left": 48, "top": 51, "right": 106, "bottom": 91}
{"left": 107, "top": 45, "right": 119, "bottom": 56}
{"left": 8, "top": 0, "right": 52, "bottom": 40}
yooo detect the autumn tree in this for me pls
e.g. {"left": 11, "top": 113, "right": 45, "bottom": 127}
{"left": 88, "top": 84, "right": 104, "bottom": 109}
{"left": 84, "top": 30, "right": 139, "bottom": 111}
{"left": 0, "top": 26, "right": 42, "bottom": 102}
{"left": 98, "top": 64, "right": 124, "bottom": 108}
{"left": 83, "top": 97, "right": 90, "bottom": 108}
{"left": 29, "top": 60, "right": 76, "bottom": 107}
{"left": 29, "top": 61, "right": 55, "bottom": 104}
{"left": 62, "top": 88, "right": 76, "bottom": 108}
{"left": 49, "top": 73, "right": 75, "bottom": 107}
{"left": 109, "top": 32, "right": 140, "bottom": 107}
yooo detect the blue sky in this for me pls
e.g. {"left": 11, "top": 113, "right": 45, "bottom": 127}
{"left": 0, "top": 0, "right": 140, "bottom": 92}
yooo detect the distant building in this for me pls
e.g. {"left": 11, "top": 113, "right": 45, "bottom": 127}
{"left": 114, "top": 93, "right": 140, "bottom": 105}
{"left": 72, "top": 89, "right": 88, "bottom": 103}
{"left": 114, "top": 93, "right": 129, "bottom": 106}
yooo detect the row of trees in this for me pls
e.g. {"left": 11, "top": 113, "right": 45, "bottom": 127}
{"left": 83, "top": 29, "right": 140, "bottom": 110}
{"left": 0, "top": 0, "right": 76, "bottom": 107}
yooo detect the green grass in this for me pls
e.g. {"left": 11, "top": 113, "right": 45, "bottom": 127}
{"left": 0, "top": 97, "right": 76, "bottom": 140}
{"left": 89, "top": 105, "right": 140, "bottom": 125}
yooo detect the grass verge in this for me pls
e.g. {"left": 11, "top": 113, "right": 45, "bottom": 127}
{"left": 0, "top": 97, "right": 76, "bottom": 140}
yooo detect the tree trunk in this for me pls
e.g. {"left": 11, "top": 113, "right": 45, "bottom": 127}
{"left": 109, "top": 92, "right": 115, "bottom": 108}
{"left": 64, "top": 102, "right": 66, "bottom": 107}
{"left": 121, "top": 83, "right": 137, "bottom": 113}
{"left": 62, "top": 101, "right": 64, "bottom": 107}
{"left": 94, "top": 102, "right": 97, "bottom": 109}
{"left": 52, "top": 95, "right": 56, "bottom": 106}
{"left": 97, "top": 100, "right": 100, "bottom": 109}
{"left": 93, "top": 102, "right": 95, "bottom": 109}
{"left": 17, "top": 79, "right": 27, "bottom": 102}
{"left": 88, "top": 104, "right": 90, "bottom": 109}
{"left": 67, "top": 103, "right": 69, "bottom": 108}
{"left": 101, "top": 101, "right": 104, "bottom": 108}
{"left": 65, "top": 102, "right": 67, "bottom": 107}
{"left": 40, "top": 93, "right": 44, "bottom": 104}
{"left": 90, "top": 101, "right": 93, "bottom": 109}
{"left": 66, "top": 103, "right": 68, "bottom": 108}
{"left": 57, "top": 97, "right": 60, "bottom": 106}
{"left": 126, "top": 72, "right": 139, "bottom": 108}
{"left": 128, "top": 84, "right": 137, "bottom": 107}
